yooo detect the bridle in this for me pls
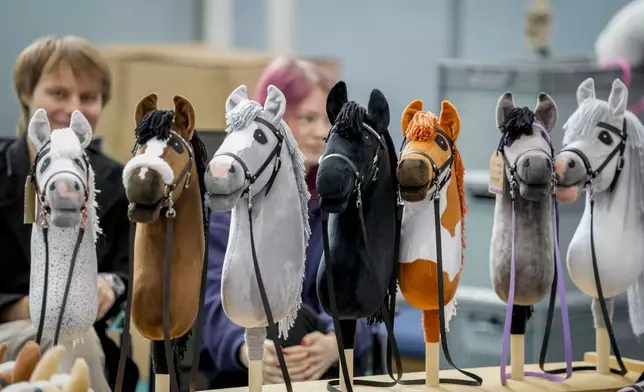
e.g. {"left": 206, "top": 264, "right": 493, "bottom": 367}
{"left": 25, "top": 140, "right": 91, "bottom": 348}
{"left": 319, "top": 122, "right": 404, "bottom": 392}
{"left": 115, "top": 128, "right": 205, "bottom": 392}
{"left": 208, "top": 117, "right": 294, "bottom": 390}
{"left": 397, "top": 128, "right": 483, "bottom": 387}
{"left": 539, "top": 118, "right": 629, "bottom": 378}
{"left": 399, "top": 126, "right": 454, "bottom": 200}
{"left": 498, "top": 122, "right": 557, "bottom": 201}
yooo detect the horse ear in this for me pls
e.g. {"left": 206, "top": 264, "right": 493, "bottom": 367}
{"left": 576, "top": 77, "right": 596, "bottom": 106}
{"left": 28, "top": 109, "right": 51, "bottom": 151}
{"left": 401, "top": 100, "right": 423, "bottom": 137}
{"left": 173, "top": 95, "right": 196, "bottom": 140}
{"left": 134, "top": 93, "right": 158, "bottom": 125}
{"left": 439, "top": 100, "right": 460, "bottom": 140}
{"left": 367, "top": 89, "right": 390, "bottom": 131}
{"left": 496, "top": 91, "right": 515, "bottom": 131}
{"left": 534, "top": 92, "right": 558, "bottom": 133}
{"left": 607, "top": 78, "right": 628, "bottom": 121}
{"left": 263, "top": 85, "right": 287, "bottom": 124}
{"left": 226, "top": 85, "right": 248, "bottom": 113}
{"left": 69, "top": 111, "right": 92, "bottom": 148}
{"left": 326, "top": 81, "right": 348, "bottom": 125}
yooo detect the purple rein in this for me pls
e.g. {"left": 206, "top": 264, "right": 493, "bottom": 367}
{"left": 499, "top": 122, "right": 573, "bottom": 384}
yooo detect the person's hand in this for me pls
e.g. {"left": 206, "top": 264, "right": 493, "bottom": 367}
{"left": 96, "top": 276, "right": 115, "bottom": 320}
{"left": 283, "top": 331, "right": 339, "bottom": 382}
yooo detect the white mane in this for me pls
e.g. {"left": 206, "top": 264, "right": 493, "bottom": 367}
{"left": 47, "top": 129, "right": 101, "bottom": 239}
{"left": 563, "top": 99, "right": 644, "bottom": 214}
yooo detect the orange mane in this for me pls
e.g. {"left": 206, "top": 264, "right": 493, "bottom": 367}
{"left": 404, "top": 110, "right": 467, "bottom": 262}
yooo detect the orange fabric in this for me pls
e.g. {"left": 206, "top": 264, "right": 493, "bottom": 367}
{"left": 398, "top": 99, "right": 467, "bottom": 343}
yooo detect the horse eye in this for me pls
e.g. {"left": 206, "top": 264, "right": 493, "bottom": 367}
{"left": 598, "top": 130, "right": 613, "bottom": 145}
{"left": 169, "top": 137, "right": 184, "bottom": 154}
{"left": 254, "top": 129, "right": 267, "bottom": 144}
{"left": 435, "top": 135, "right": 448, "bottom": 151}
{"left": 39, "top": 157, "right": 50, "bottom": 173}
{"left": 73, "top": 158, "right": 84, "bottom": 169}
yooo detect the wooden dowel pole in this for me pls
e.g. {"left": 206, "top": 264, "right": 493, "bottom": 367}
{"left": 596, "top": 327, "right": 610, "bottom": 375}
{"left": 425, "top": 342, "right": 440, "bottom": 387}
{"left": 248, "top": 359, "right": 263, "bottom": 392}
{"left": 339, "top": 349, "right": 353, "bottom": 392}
{"left": 511, "top": 334, "right": 525, "bottom": 381}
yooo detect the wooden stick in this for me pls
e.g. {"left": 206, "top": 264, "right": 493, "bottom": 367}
{"left": 425, "top": 342, "right": 439, "bottom": 387}
{"left": 511, "top": 334, "right": 525, "bottom": 381}
{"left": 584, "top": 352, "right": 644, "bottom": 373}
{"left": 596, "top": 327, "right": 610, "bottom": 375}
{"left": 155, "top": 374, "right": 169, "bottom": 392}
{"left": 339, "top": 349, "right": 353, "bottom": 392}
{"left": 248, "top": 359, "right": 263, "bottom": 392}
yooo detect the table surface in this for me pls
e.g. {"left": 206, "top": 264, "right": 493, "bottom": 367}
{"left": 202, "top": 361, "right": 641, "bottom": 392}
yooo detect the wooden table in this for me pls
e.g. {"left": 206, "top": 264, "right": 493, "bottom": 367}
{"left": 205, "top": 355, "right": 643, "bottom": 392}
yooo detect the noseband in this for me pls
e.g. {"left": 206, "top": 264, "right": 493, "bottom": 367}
{"left": 498, "top": 122, "right": 555, "bottom": 200}
{"left": 25, "top": 140, "right": 92, "bottom": 348}
{"left": 399, "top": 126, "right": 455, "bottom": 198}
{"left": 212, "top": 117, "right": 284, "bottom": 205}
{"left": 559, "top": 119, "right": 627, "bottom": 193}
{"left": 320, "top": 122, "right": 387, "bottom": 207}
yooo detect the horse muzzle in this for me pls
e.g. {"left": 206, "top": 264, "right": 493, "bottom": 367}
{"left": 513, "top": 153, "right": 553, "bottom": 201}
{"left": 205, "top": 158, "right": 246, "bottom": 212}
{"left": 396, "top": 158, "right": 431, "bottom": 202}
{"left": 46, "top": 176, "right": 85, "bottom": 228}
{"left": 553, "top": 151, "right": 586, "bottom": 203}
{"left": 125, "top": 168, "right": 165, "bottom": 223}
{"left": 317, "top": 164, "right": 354, "bottom": 214}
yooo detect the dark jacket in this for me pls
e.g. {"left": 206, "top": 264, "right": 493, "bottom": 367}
{"left": 0, "top": 133, "right": 130, "bottom": 322}
{"left": 200, "top": 167, "right": 373, "bottom": 386}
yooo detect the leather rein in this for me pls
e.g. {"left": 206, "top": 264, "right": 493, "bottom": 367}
{"left": 540, "top": 119, "right": 630, "bottom": 377}
{"left": 26, "top": 140, "right": 91, "bottom": 348}
{"left": 115, "top": 129, "right": 211, "bottom": 392}
{"left": 319, "top": 123, "right": 404, "bottom": 392}
{"left": 397, "top": 128, "right": 483, "bottom": 387}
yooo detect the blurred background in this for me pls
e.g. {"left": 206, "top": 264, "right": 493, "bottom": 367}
{"left": 3, "top": 0, "right": 644, "bottom": 389}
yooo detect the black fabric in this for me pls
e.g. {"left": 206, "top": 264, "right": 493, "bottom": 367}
{"left": 205, "top": 303, "right": 333, "bottom": 389}
{"left": 0, "top": 133, "right": 137, "bottom": 387}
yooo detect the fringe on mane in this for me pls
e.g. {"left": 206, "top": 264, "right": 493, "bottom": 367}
{"left": 453, "top": 146, "right": 467, "bottom": 264}
{"left": 405, "top": 111, "right": 439, "bottom": 142}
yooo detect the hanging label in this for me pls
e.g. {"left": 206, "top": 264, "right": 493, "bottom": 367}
{"left": 489, "top": 152, "right": 505, "bottom": 195}
{"left": 24, "top": 175, "right": 36, "bottom": 224}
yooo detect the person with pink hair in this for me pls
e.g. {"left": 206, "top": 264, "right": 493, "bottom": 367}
{"left": 200, "top": 58, "right": 374, "bottom": 388}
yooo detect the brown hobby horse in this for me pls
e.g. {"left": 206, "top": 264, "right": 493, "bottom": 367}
{"left": 116, "top": 94, "right": 210, "bottom": 392}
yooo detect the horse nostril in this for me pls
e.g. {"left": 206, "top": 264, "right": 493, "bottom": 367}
{"left": 523, "top": 158, "right": 530, "bottom": 168}
{"left": 399, "top": 161, "right": 405, "bottom": 169}
{"left": 49, "top": 183, "right": 55, "bottom": 191}
{"left": 229, "top": 165, "right": 236, "bottom": 174}
{"left": 74, "top": 182, "right": 80, "bottom": 191}
{"left": 568, "top": 160, "right": 576, "bottom": 169}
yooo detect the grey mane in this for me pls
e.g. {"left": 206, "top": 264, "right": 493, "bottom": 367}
{"left": 563, "top": 99, "right": 644, "bottom": 214}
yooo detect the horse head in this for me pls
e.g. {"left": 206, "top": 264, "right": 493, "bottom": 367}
{"left": 205, "top": 84, "right": 287, "bottom": 212}
{"left": 123, "top": 93, "right": 197, "bottom": 223}
{"left": 27, "top": 109, "right": 93, "bottom": 228}
{"left": 317, "top": 81, "right": 390, "bottom": 213}
{"left": 555, "top": 78, "right": 630, "bottom": 203}
{"left": 397, "top": 99, "right": 460, "bottom": 202}
{"left": 495, "top": 91, "right": 558, "bottom": 202}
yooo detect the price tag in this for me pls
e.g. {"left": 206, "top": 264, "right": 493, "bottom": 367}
{"left": 488, "top": 152, "right": 505, "bottom": 195}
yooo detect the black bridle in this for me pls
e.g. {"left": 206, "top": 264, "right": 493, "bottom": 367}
{"left": 25, "top": 140, "right": 91, "bottom": 349}
{"left": 319, "top": 122, "right": 404, "bottom": 392}
{"left": 397, "top": 128, "right": 483, "bottom": 387}
{"left": 540, "top": 118, "right": 630, "bottom": 378}
{"left": 209, "top": 117, "right": 295, "bottom": 391}
{"left": 115, "top": 129, "right": 206, "bottom": 392}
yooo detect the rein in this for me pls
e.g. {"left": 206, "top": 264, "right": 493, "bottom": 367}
{"left": 541, "top": 119, "right": 629, "bottom": 377}
{"left": 397, "top": 127, "right": 483, "bottom": 387}
{"left": 210, "top": 117, "right": 294, "bottom": 391}
{"left": 26, "top": 140, "right": 91, "bottom": 348}
{"left": 497, "top": 122, "right": 573, "bottom": 384}
{"left": 319, "top": 123, "right": 403, "bottom": 392}
{"left": 115, "top": 130, "right": 211, "bottom": 392}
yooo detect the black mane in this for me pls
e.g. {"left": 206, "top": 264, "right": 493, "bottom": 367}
{"left": 499, "top": 107, "right": 535, "bottom": 147}
{"left": 190, "top": 131, "right": 210, "bottom": 236}
{"left": 134, "top": 110, "right": 174, "bottom": 145}
{"left": 334, "top": 101, "right": 367, "bottom": 139}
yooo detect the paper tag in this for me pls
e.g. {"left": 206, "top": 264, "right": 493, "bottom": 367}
{"left": 24, "top": 175, "right": 36, "bottom": 224}
{"left": 488, "top": 152, "right": 505, "bottom": 195}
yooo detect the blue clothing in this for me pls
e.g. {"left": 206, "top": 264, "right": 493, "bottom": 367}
{"left": 201, "top": 196, "right": 373, "bottom": 381}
